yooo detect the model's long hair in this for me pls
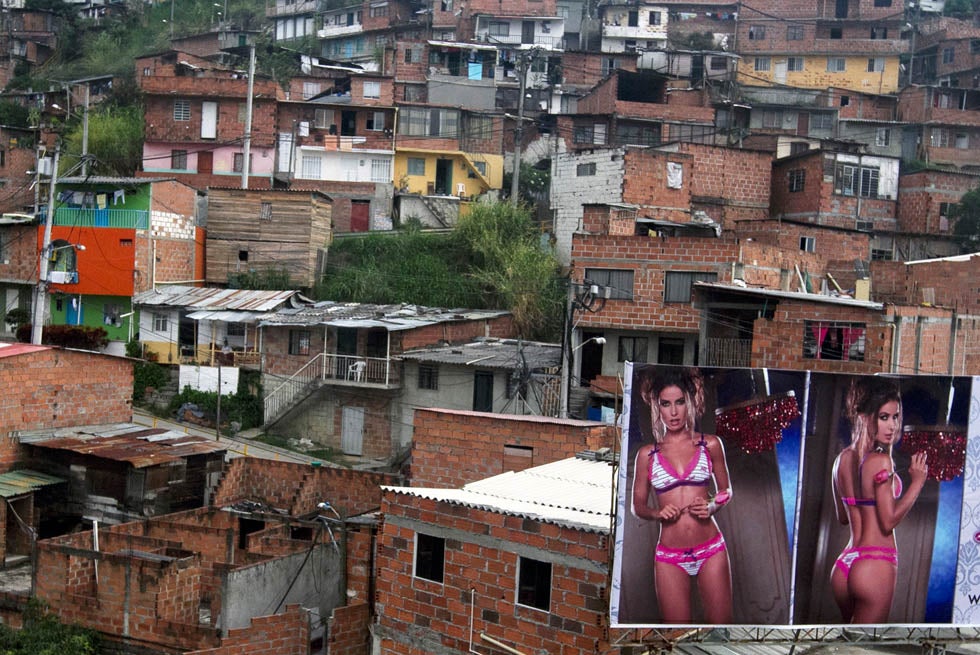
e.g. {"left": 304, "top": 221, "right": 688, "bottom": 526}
{"left": 846, "top": 376, "right": 902, "bottom": 461}
{"left": 639, "top": 367, "right": 705, "bottom": 443}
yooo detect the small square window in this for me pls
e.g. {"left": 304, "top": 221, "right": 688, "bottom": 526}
{"left": 577, "top": 162, "right": 597, "bottom": 176}
{"left": 289, "top": 330, "right": 310, "bottom": 356}
{"left": 367, "top": 111, "right": 386, "bottom": 131}
{"left": 259, "top": 202, "right": 272, "bottom": 221}
{"left": 407, "top": 157, "right": 425, "bottom": 175}
{"left": 418, "top": 364, "right": 438, "bottom": 390}
{"left": 787, "top": 25, "right": 803, "bottom": 40}
{"left": 153, "top": 313, "right": 168, "bottom": 332}
{"left": 618, "top": 336, "right": 648, "bottom": 362}
{"left": 875, "top": 127, "right": 891, "bottom": 147}
{"left": 829, "top": 27, "right": 842, "bottom": 39}
{"left": 787, "top": 57, "right": 804, "bottom": 72}
{"left": 415, "top": 533, "right": 445, "bottom": 583}
{"left": 789, "top": 168, "right": 805, "bottom": 192}
{"left": 867, "top": 57, "right": 885, "bottom": 72}
{"left": 517, "top": 557, "right": 551, "bottom": 611}
{"left": 800, "top": 236, "right": 815, "bottom": 252}
{"left": 754, "top": 57, "right": 771, "bottom": 72}
{"left": 827, "top": 58, "right": 846, "bottom": 72}
{"left": 363, "top": 80, "right": 381, "bottom": 99}
{"left": 748, "top": 25, "right": 765, "bottom": 40}
{"left": 173, "top": 99, "right": 190, "bottom": 121}
{"left": 939, "top": 201, "right": 952, "bottom": 217}
{"left": 171, "top": 149, "right": 187, "bottom": 170}
{"left": 943, "top": 47, "right": 955, "bottom": 64}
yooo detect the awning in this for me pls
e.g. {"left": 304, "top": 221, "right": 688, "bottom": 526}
{"left": 428, "top": 39, "right": 498, "bottom": 52}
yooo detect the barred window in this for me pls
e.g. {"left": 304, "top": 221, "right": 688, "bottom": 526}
{"left": 584, "top": 268, "right": 634, "bottom": 300}
{"left": 418, "top": 364, "right": 438, "bottom": 390}
{"left": 789, "top": 168, "right": 805, "bottom": 192}
{"left": 618, "top": 336, "right": 648, "bottom": 362}
{"left": 173, "top": 99, "right": 190, "bottom": 121}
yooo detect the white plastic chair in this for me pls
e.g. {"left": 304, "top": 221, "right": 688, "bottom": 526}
{"left": 348, "top": 360, "right": 366, "bottom": 381}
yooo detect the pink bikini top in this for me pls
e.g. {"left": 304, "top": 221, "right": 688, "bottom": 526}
{"left": 648, "top": 436, "right": 712, "bottom": 494}
{"left": 842, "top": 455, "right": 902, "bottom": 506}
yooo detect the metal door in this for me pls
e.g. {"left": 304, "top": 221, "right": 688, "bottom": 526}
{"left": 341, "top": 406, "right": 365, "bottom": 455}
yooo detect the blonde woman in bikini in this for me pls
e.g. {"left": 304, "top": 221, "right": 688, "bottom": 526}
{"left": 831, "top": 377, "right": 928, "bottom": 623}
{"left": 631, "top": 367, "right": 733, "bottom": 624}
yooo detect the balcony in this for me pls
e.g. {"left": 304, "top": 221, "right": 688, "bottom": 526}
{"left": 42, "top": 207, "right": 149, "bottom": 229}
{"left": 266, "top": 0, "right": 318, "bottom": 17}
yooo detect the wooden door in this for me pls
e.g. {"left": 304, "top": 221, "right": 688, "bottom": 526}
{"left": 341, "top": 406, "right": 365, "bottom": 455}
{"left": 198, "top": 151, "right": 213, "bottom": 175}
{"left": 351, "top": 200, "right": 370, "bottom": 232}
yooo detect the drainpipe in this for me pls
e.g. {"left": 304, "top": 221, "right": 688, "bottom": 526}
{"left": 948, "top": 311, "right": 958, "bottom": 374}
{"left": 890, "top": 315, "right": 902, "bottom": 374}
{"left": 914, "top": 315, "right": 924, "bottom": 374}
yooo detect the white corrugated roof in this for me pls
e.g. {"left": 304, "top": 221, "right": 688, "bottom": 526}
{"left": 134, "top": 285, "right": 311, "bottom": 312}
{"left": 384, "top": 456, "right": 614, "bottom": 533}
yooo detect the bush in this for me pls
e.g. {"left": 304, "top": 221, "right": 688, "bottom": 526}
{"left": 170, "top": 369, "right": 264, "bottom": 430}
{"left": 133, "top": 360, "right": 170, "bottom": 404}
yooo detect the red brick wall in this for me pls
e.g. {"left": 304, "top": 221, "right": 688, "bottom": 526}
{"left": 328, "top": 603, "right": 371, "bottom": 655}
{"left": 897, "top": 169, "right": 977, "bottom": 234}
{"left": 0, "top": 223, "right": 40, "bottom": 283}
{"left": 560, "top": 51, "right": 638, "bottom": 87}
{"left": 376, "top": 493, "right": 608, "bottom": 655}
{"left": 186, "top": 604, "right": 310, "bottom": 655}
{"left": 399, "top": 315, "right": 516, "bottom": 350}
{"left": 213, "top": 458, "right": 393, "bottom": 517}
{"left": 410, "top": 408, "right": 616, "bottom": 487}
{"left": 0, "top": 348, "right": 132, "bottom": 450}
{"left": 678, "top": 143, "right": 773, "bottom": 227}
{"left": 870, "top": 255, "right": 980, "bottom": 313}
{"left": 571, "top": 234, "right": 739, "bottom": 332}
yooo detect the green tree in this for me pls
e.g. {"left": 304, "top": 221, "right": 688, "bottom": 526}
{"left": 0, "top": 599, "right": 99, "bottom": 654}
{"left": 951, "top": 186, "right": 980, "bottom": 250}
{"left": 60, "top": 105, "right": 144, "bottom": 176}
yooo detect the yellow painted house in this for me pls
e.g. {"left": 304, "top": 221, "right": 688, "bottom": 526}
{"left": 738, "top": 54, "right": 901, "bottom": 95}
{"left": 394, "top": 148, "right": 504, "bottom": 198}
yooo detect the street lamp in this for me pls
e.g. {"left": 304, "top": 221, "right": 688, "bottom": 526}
{"left": 573, "top": 336, "right": 606, "bottom": 352}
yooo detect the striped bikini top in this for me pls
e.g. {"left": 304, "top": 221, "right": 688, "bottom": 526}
{"left": 648, "top": 436, "right": 712, "bottom": 494}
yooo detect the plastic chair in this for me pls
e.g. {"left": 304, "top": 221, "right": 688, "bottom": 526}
{"left": 348, "top": 360, "right": 366, "bottom": 381}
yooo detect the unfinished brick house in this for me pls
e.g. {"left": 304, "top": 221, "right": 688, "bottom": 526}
{"left": 408, "top": 407, "right": 617, "bottom": 487}
{"left": 259, "top": 302, "right": 515, "bottom": 460}
{"left": 33, "top": 457, "right": 395, "bottom": 655}
{"left": 897, "top": 168, "right": 979, "bottom": 260}
{"left": 375, "top": 454, "right": 611, "bottom": 655}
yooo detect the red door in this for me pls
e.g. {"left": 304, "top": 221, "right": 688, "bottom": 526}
{"left": 198, "top": 151, "right": 213, "bottom": 175}
{"left": 350, "top": 200, "right": 370, "bottom": 232}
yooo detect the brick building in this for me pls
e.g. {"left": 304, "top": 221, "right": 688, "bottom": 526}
{"left": 375, "top": 454, "right": 611, "bottom": 655}
{"left": 34, "top": 457, "right": 395, "bottom": 655}
{"left": 896, "top": 168, "right": 979, "bottom": 259}
{"left": 897, "top": 85, "right": 980, "bottom": 170}
{"left": 259, "top": 302, "right": 516, "bottom": 460}
{"left": 137, "top": 51, "right": 282, "bottom": 189}
{"left": 408, "top": 408, "right": 616, "bottom": 487}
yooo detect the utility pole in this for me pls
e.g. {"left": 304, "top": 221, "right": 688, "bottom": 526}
{"left": 510, "top": 48, "right": 536, "bottom": 205}
{"left": 81, "top": 83, "right": 90, "bottom": 177}
{"left": 558, "top": 280, "right": 609, "bottom": 418}
{"left": 907, "top": 1, "right": 919, "bottom": 86}
{"left": 242, "top": 43, "right": 255, "bottom": 189}
{"left": 31, "top": 148, "right": 60, "bottom": 345}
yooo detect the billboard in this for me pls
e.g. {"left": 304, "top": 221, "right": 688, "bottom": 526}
{"left": 610, "top": 364, "right": 977, "bottom": 627}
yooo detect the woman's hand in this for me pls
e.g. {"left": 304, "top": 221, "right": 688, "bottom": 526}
{"left": 687, "top": 497, "right": 711, "bottom": 519}
{"left": 657, "top": 504, "right": 683, "bottom": 522}
{"left": 910, "top": 451, "right": 928, "bottom": 485}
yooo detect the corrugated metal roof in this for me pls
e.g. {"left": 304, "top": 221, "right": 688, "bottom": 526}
{"left": 19, "top": 423, "right": 226, "bottom": 468}
{"left": 384, "top": 456, "right": 614, "bottom": 533}
{"left": 695, "top": 281, "right": 883, "bottom": 309}
{"left": 260, "top": 301, "right": 509, "bottom": 329}
{"left": 399, "top": 338, "right": 560, "bottom": 371}
{"left": 134, "top": 285, "right": 311, "bottom": 313}
{"left": 0, "top": 469, "right": 64, "bottom": 498}
{"left": 186, "top": 310, "right": 266, "bottom": 323}
{"left": 58, "top": 176, "right": 176, "bottom": 185}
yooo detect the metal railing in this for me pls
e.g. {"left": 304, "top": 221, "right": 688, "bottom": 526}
{"left": 263, "top": 353, "right": 393, "bottom": 424}
{"left": 700, "top": 338, "right": 752, "bottom": 368}
{"left": 42, "top": 207, "right": 149, "bottom": 229}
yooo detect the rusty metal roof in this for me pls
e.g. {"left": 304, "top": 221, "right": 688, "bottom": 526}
{"left": 18, "top": 423, "right": 226, "bottom": 468}
{"left": 260, "top": 301, "right": 509, "bottom": 330}
{"left": 133, "top": 285, "right": 313, "bottom": 313}
{"left": 0, "top": 469, "right": 64, "bottom": 498}
{"left": 399, "top": 338, "right": 560, "bottom": 371}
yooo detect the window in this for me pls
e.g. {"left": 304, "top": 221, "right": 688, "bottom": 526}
{"left": 834, "top": 164, "right": 879, "bottom": 197}
{"left": 787, "top": 25, "right": 803, "bottom": 40}
{"left": 314, "top": 108, "right": 333, "bottom": 129}
{"left": 371, "top": 159, "right": 391, "bottom": 182}
{"left": 867, "top": 57, "right": 885, "bottom": 72}
{"left": 618, "top": 336, "right": 648, "bottom": 362}
{"left": 956, "top": 132, "right": 970, "bottom": 149}
{"left": 873, "top": 0, "right": 891, "bottom": 5}
{"left": 931, "top": 128, "right": 950, "bottom": 148}
{"left": 468, "top": 160, "right": 488, "bottom": 178}
{"left": 649, "top": 10, "right": 661, "bottom": 25}
{"left": 788, "top": 57, "right": 804, "bottom": 72}
{"left": 584, "top": 268, "right": 634, "bottom": 300}
{"left": 748, "top": 25, "right": 765, "bottom": 40}
{"left": 404, "top": 46, "right": 422, "bottom": 63}
{"left": 616, "top": 123, "right": 661, "bottom": 146}
{"left": 628, "top": 10, "right": 638, "bottom": 27}
{"left": 366, "top": 111, "right": 386, "bottom": 131}
{"left": 407, "top": 157, "right": 425, "bottom": 175}
{"left": 260, "top": 202, "right": 273, "bottom": 221}
{"left": 153, "top": 313, "right": 168, "bottom": 332}
{"left": 103, "top": 303, "right": 121, "bottom": 327}
{"left": 488, "top": 21, "right": 510, "bottom": 36}
{"left": 370, "top": 3, "right": 387, "bottom": 16}
{"left": 789, "top": 168, "right": 805, "bottom": 192}
{"left": 827, "top": 58, "right": 846, "bottom": 72}
{"left": 302, "top": 82, "right": 321, "bottom": 99}
{"left": 363, "top": 81, "right": 381, "bottom": 99}
{"left": 939, "top": 201, "right": 953, "bottom": 217}
{"left": 709, "top": 56, "right": 728, "bottom": 71}
{"left": 301, "top": 155, "right": 321, "bottom": 179}
{"left": 468, "top": 115, "right": 493, "bottom": 139}
{"left": 171, "top": 149, "right": 187, "bottom": 170}
{"left": 601, "top": 57, "right": 619, "bottom": 75}
{"left": 943, "top": 47, "right": 955, "bottom": 64}
{"left": 972, "top": 39, "right": 980, "bottom": 54}
{"left": 762, "top": 110, "right": 782, "bottom": 128}
{"left": 418, "top": 364, "right": 438, "bottom": 390}
{"left": 517, "top": 557, "right": 551, "bottom": 611}
{"left": 415, "top": 533, "right": 445, "bottom": 583}
{"left": 803, "top": 321, "right": 866, "bottom": 361}
{"left": 664, "top": 271, "right": 718, "bottom": 303}
{"left": 870, "top": 26, "right": 888, "bottom": 39}
{"left": 875, "top": 127, "right": 891, "bottom": 147}
{"left": 574, "top": 123, "right": 606, "bottom": 144}
{"left": 576, "top": 162, "right": 596, "bottom": 176}
{"left": 829, "top": 27, "right": 842, "bottom": 39}
{"left": 233, "top": 153, "right": 245, "bottom": 173}
{"left": 288, "top": 330, "right": 310, "bottom": 356}
{"left": 398, "top": 107, "right": 459, "bottom": 137}
{"left": 810, "top": 113, "right": 833, "bottom": 130}
{"left": 800, "top": 236, "right": 815, "bottom": 252}
{"left": 173, "top": 99, "right": 190, "bottom": 121}
{"left": 754, "top": 57, "right": 770, "bottom": 72}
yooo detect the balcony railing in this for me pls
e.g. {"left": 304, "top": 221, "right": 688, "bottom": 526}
{"left": 41, "top": 207, "right": 149, "bottom": 229}
{"left": 264, "top": 352, "right": 394, "bottom": 425}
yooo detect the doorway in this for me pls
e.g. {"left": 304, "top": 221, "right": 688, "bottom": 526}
{"left": 434, "top": 159, "right": 453, "bottom": 195}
